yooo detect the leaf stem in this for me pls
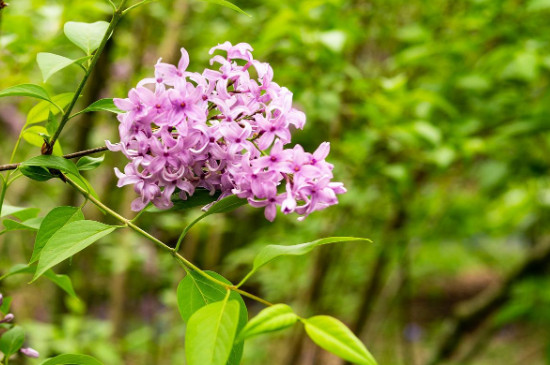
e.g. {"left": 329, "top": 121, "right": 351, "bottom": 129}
{"left": 47, "top": 0, "right": 129, "bottom": 151}
{"left": 64, "top": 175, "right": 274, "bottom": 307}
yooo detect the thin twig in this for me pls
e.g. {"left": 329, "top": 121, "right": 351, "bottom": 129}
{"left": 0, "top": 146, "right": 110, "bottom": 171}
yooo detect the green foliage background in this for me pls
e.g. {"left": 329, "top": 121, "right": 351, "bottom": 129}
{"left": 1, "top": 0, "right": 550, "bottom": 364}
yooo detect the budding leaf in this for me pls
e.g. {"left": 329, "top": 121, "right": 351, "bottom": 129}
{"left": 237, "top": 304, "right": 298, "bottom": 341}
{"left": 303, "top": 316, "right": 377, "bottom": 365}
{"left": 41, "top": 354, "right": 104, "bottom": 365}
{"left": 0, "top": 326, "right": 25, "bottom": 357}
{"left": 185, "top": 298, "right": 240, "bottom": 365}
{"left": 242, "top": 237, "right": 372, "bottom": 284}
{"left": 76, "top": 155, "right": 105, "bottom": 171}
{"left": 37, "top": 53, "right": 79, "bottom": 82}
{"left": 33, "top": 220, "right": 117, "bottom": 281}
{"left": 177, "top": 270, "right": 247, "bottom": 365}
{"left": 30, "top": 206, "right": 84, "bottom": 264}
{"left": 0, "top": 83, "right": 51, "bottom": 102}
{"left": 64, "top": 21, "right": 109, "bottom": 55}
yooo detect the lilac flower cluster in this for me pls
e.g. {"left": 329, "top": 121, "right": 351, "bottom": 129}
{"left": 0, "top": 293, "right": 39, "bottom": 359}
{"left": 108, "top": 42, "right": 346, "bottom": 221}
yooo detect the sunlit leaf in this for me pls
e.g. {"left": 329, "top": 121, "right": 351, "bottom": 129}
{"left": 64, "top": 21, "right": 110, "bottom": 55}
{"left": 37, "top": 53, "right": 79, "bottom": 82}
{"left": 304, "top": 316, "right": 377, "bottom": 365}
{"left": 237, "top": 304, "right": 298, "bottom": 341}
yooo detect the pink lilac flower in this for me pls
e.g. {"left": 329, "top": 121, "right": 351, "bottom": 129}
{"left": 107, "top": 42, "right": 346, "bottom": 221}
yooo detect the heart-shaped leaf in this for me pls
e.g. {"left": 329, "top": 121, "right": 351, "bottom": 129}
{"left": 64, "top": 21, "right": 109, "bottom": 55}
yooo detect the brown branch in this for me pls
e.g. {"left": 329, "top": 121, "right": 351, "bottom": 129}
{"left": 0, "top": 146, "right": 110, "bottom": 172}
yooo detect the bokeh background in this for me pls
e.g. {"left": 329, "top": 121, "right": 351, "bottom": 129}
{"left": 1, "top": 0, "right": 550, "bottom": 364}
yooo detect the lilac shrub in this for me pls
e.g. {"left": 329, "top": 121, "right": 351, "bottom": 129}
{"left": 108, "top": 42, "right": 346, "bottom": 221}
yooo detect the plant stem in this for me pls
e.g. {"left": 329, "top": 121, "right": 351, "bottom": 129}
{"left": 64, "top": 175, "right": 274, "bottom": 307}
{"left": 47, "top": 0, "right": 129, "bottom": 151}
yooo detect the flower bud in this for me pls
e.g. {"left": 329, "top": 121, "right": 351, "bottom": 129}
{"left": 20, "top": 347, "right": 40, "bottom": 358}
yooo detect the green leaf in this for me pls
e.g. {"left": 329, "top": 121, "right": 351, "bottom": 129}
{"left": 27, "top": 93, "right": 74, "bottom": 125}
{"left": 0, "top": 204, "right": 40, "bottom": 220}
{"left": 31, "top": 206, "right": 84, "bottom": 264}
{"left": 33, "top": 220, "right": 117, "bottom": 281}
{"left": 0, "top": 83, "right": 51, "bottom": 102}
{"left": 20, "top": 155, "right": 81, "bottom": 179}
{"left": 37, "top": 53, "right": 80, "bottom": 82}
{"left": 200, "top": 0, "right": 251, "bottom": 17}
{"left": 46, "top": 111, "right": 59, "bottom": 137}
{"left": 237, "top": 304, "right": 298, "bottom": 341}
{"left": 64, "top": 21, "right": 110, "bottom": 55}
{"left": 0, "top": 296, "right": 12, "bottom": 314}
{"left": 185, "top": 298, "right": 240, "bottom": 365}
{"left": 0, "top": 264, "right": 77, "bottom": 298}
{"left": 3, "top": 217, "right": 44, "bottom": 231}
{"left": 20, "top": 166, "right": 56, "bottom": 181}
{"left": 0, "top": 326, "right": 25, "bottom": 357}
{"left": 80, "top": 98, "right": 122, "bottom": 114}
{"left": 180, "top": 195, "right": 247, "bottom": 238}
{"left": 41, "top": 354, "right": 104, "bottom": 365}
{"left": 303, "top": 316, "right": 377, "bottom": 365}
{"left": 242, "top": 237, "right": 372, "bottom": 284}
{"left": 76, "top": 155, "right": 105, "bottom": 171}
{"left": 177, "top": 270, "right": 247, "bottom": 365}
